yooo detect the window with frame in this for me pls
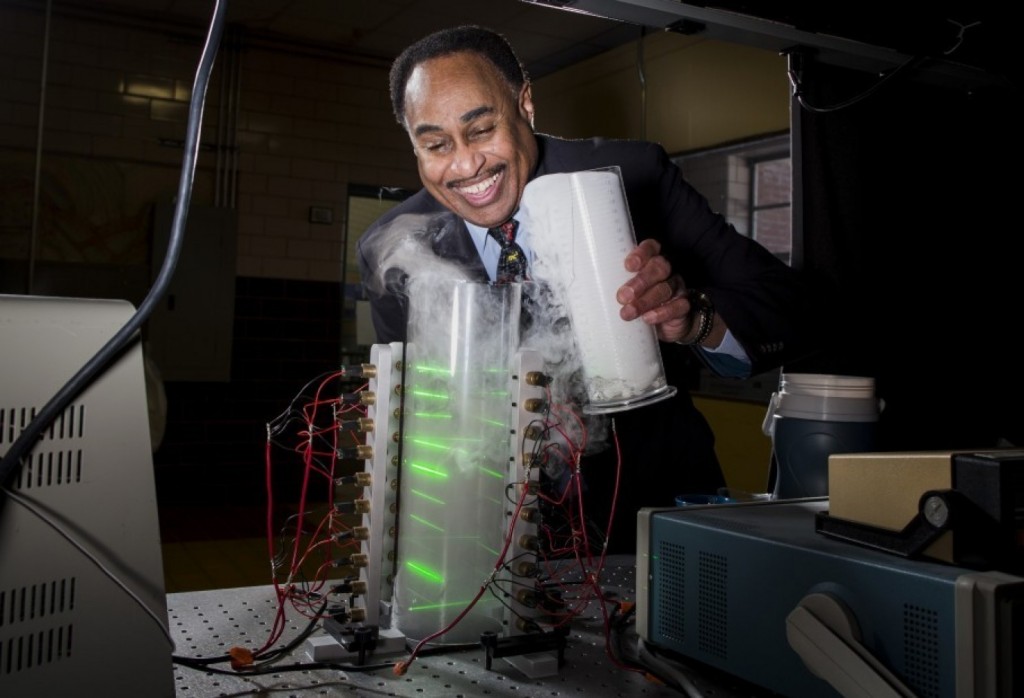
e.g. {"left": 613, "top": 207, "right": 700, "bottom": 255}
{"left": 671, "top": 132, "right": 792, "bottom": 402}
{"left": 672, "top": 132, "right": 791, "bottom": 265}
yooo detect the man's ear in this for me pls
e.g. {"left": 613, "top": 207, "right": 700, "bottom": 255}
{"left": 519, "top": 83, "right": 535, "bottom": 128}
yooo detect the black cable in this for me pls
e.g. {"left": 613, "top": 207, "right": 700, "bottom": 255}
{"left": 173, "top": 657, "right": 396, "bottom": 676}
{"left": 173, "top": 597, "right": 329, "bottom": 668}
{"left": 0, "top": 0, "right": 227, "bottom": 495}
{"left": 173, "top": 626, "right": 481, "bottom": 676}
{"left": 266, "top": 369, "right": 347, "bottom": 438}
{"left": 790, "top": 54, "right": 929, "bottom": 113}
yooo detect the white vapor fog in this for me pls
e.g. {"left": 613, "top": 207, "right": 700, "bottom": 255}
{"left": 362, "top": 209, "right": 607, "bottom": 468}
{"left": 363, "top": 168, "right": 673, "bottom": 465}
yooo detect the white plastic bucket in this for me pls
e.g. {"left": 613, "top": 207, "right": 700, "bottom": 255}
{"left": 519, "top": 168, "right": 677, "bottom": 414}
{"left": 762, "top": 373, "right": 882, "bottom": 499}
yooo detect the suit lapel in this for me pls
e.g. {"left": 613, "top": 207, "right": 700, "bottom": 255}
{"left": 427, "top": 212, "right": 489, "bottom": 282}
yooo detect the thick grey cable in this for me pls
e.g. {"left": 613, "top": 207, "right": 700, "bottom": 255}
{"left": 635, "top": 637, "right": 705, "bottom": 697}
{"left": 2, "top": 485, "right": 175, "bottom": 647}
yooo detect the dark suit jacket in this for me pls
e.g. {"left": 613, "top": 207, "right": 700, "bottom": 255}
{"left": 360, "top": 135, "right": 809, "bottom": 370}
{"left": 357, "top": 134, "right": 815, "bottom": 551}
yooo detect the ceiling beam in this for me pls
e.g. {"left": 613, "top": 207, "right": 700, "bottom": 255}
{"left": 520, "top": 0, "right": 1006, "bottom": 91}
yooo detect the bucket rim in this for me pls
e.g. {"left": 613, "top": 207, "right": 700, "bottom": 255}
{"left": 780, "top": 372, "right": 875, "bottom": 387}
{"left": 774, "top": 391, "right": 880, "bottom": 421}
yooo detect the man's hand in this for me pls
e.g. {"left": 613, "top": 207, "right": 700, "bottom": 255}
{"left": 615, "top": 239, "right": 693, "bottom": 343}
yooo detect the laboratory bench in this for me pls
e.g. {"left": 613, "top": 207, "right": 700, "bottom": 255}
{"left": 167, "top": 555, "right": 765, "bottom": 697}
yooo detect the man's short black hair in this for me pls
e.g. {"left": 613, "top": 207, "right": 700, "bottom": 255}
{"left": 389, "top": 25, "right": 529, "bottom": 127}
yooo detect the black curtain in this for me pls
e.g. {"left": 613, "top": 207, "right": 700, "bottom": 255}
{"left": 792, "top": 57, "right": 1023, "bottom": 451}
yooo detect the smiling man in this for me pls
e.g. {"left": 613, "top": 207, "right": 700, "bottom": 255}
{"left": 357, "top": 25, "right": 819, "bottom": 552}
{"left": 399, "top": 49, "right": 537, "bottom": 230}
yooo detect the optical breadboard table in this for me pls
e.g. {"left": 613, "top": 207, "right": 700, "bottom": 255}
{"left": 167, "top": 555, "right": 764, "bottom": 697}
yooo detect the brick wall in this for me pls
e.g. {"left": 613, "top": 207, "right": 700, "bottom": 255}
{"left": 0, "top": 4, "right": 420, "bottom": 281}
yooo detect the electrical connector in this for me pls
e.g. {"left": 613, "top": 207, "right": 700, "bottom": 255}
{"left": 523, "top": 398, "right": 548, "bottom": 413}
{"left": 518, "top": 534, "right": 540, "bottom": 552}
{"left": 337, "top": 444, "right": 373, "bottom": 460}
{"left": 515, "top": 617, "right": 542, "bottom": 633}
{"left": 518, "top": 480, "right": 541, "bottom": 496}
{"left": 342, "top": 363, "right": 377, "bottom": 379}
{"left": 333, "top": 526, "right": 369, "bottom": 542}
{"left": 341, "top": 391, "right": 376, "bottom": 405}
{"left": 516, "top": 589, "right": 539, "bottom": 608}
{"left": 514, "top": 561, "right": 538, "bottom": 577}
{"left": 331, "top": 553, "right": 369, "bottom": 568}
{"left": 334, "top": 471, "right": 372, "bottom": 487}
{"left": 334, "top": 498, "right": 371, "bottom": 514}
{"left": 330, "top": 578, "right": 368, "bottom": 595}
{"left": 524, "top": 371, "right": 551, "bottom": 387}
{"left": 338, "top": 417, "right": 374, "bottom": 432}
{"left": 227, "top": 646, "right": 254, "bottom": 670}
{"left": 523, "top": 424, "right": 547, "bottom": 441}
{"left": 519, "top": 507, "right": 541, "bottom": 523}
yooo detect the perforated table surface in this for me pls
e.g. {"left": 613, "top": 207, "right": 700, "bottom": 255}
{"left": 167, "top": 556, "right": 760, "bottom": 697}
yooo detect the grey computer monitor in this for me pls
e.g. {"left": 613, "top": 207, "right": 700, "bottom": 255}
{"left": 0, "top": 295, "right": 174, "bottom": 696}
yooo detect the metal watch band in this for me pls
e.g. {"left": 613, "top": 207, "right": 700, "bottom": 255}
{"left": 677, "top": 289, "right": 714, "bottom": 346}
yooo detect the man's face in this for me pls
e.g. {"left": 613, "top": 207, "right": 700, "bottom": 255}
{"left": 402, "top": 52, "right": 538, "bottom": 229}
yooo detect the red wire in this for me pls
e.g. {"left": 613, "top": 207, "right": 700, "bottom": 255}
{"left": 256, "top": 368, "right": 366, "bottom": 659}
{"left": 261, "top": 367, "right": 626, "bottom": 672}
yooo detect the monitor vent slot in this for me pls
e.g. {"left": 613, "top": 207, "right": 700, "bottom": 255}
{"left": 0, "top": 624, "right": 75, "bottom": 676}
{"left": 0, "top": 405, "right": 86, "bottom": 491}
{"left": 0, "top": 578, "right": 77, "bottom": 629}
{"left": 0, "top": 577, "right": 77, "bottom": 678}
{"left": 697, "top": 550, "right": 728, "bottom": 659}
{"left": 656, "top": 540, "right": 686, "bottom": 643}
{"left": 902, "top": 603, "right": 940, "bottom": 698}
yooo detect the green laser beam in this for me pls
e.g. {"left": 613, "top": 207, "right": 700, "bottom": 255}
{"left": 405, "top": 561, "right": 444, "bottom": 584}
{"left": 412, "top": 412, "right": 453, "bottom": 419}
{"left": 409, "top": 488, "right": 446, "bottom": 505}
{"left": 408, "top": 437, "right": 452, "bottom": 451}
{"left": 410, "top": 389, "right": 449, "bottom": 400}
{"left": 408, "top": 462, "right": 449, "bottom": 478}
{"left": 479, "top": 543, "right": 501, "bottom": 557}
{"left": 409, "top": 514, "right": 445, "bottom": 533}
{"left": 412, "top": 364, "right": 453, "bottom": 375}
{"left": 409, "top": 600, "right": 477, "bottom": 611}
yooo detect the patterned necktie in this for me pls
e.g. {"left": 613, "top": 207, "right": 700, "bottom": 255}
{"left": 487, "top": 219, "right": 529, "bottom": 283}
